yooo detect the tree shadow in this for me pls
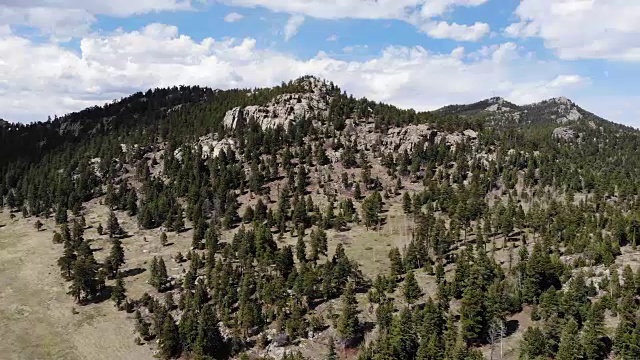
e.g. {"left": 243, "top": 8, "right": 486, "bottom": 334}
{"left": 361, "top": 321, "right": 376, "bottom": 334}
{"left": 121, "top": 267, "right": 146, "bottom": 278}
{"left": 83, "top": 286, "right": 113, "bottom": 305}
{"left": 504, "top": 319, "right": 519, "bottom": 337}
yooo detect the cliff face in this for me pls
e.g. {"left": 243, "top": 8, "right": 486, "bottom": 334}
{"left": 223, "top": 77, "right": 332, "bottom": 130}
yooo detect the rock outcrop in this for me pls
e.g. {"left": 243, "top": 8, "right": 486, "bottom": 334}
{"left": 384, "top": 125, "right": 437, "bottom": 153}
{"left": 174, "top": 134, "right": 236, "bottom": 160}
{"left": 552, "top": 127, "right": 579, "bottom": 141}
{"left": 375, "top": 125, "right": 478, "bottom": 154}
{"left": 223, "top": 77, "right": 331, "bottom": 130}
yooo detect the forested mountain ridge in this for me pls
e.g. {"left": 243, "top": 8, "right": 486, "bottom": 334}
{"left": 1, "top": 76, "right": 640, "bottom": 360}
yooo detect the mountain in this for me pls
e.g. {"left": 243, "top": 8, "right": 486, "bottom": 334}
{"left": 1, "top": 76, "right": 640, "bottom": 360}
{"left": 438, "top": 95, "right": 622, "bottom": 129}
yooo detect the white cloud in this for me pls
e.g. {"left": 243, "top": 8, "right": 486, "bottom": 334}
{"left": 342, "top": 45, "right": 368, "bottom": 53}
{"left": 0, "top": 1, "right": 193, "bottom": 37}
{"left": 224, "top": 12, "right": 244, "bottom": 22}
{"left": 505, "top": 0, "right": 640, "bottom": 61}
{"left": 225, "top": 0, "right": 491, "bottom": 41}
{"left": 284, "top": 14, "right": 305, "bottom": 41}
{"left": 421, "top": 21, "right": 490, "bottom": 41}
{"left": 0, "top": 23, "right": 601, "bottom": 125}
{"left": 326, "top": 34, "right": 338, "bottom": 41}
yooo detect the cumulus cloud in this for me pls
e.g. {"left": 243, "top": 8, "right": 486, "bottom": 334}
{"left": 225, "top": 0, "right": 491, "bottom": 41}
{"left": 224, "top": 12, "right": 244, "bottom": 22}
{"left": 0, "top": 0, "right": 193, "bottom": 37}
{"left": 421, "top": 21, "right": 490, "bottom": 41}
{"left": 0, "top": 23, "right": 593, "bottom": 124}
{"left": 505, "top": 0, "right": 640, "bottom": 61}
{"left": 284, "top": 14, "right": 305, "bottom": 41}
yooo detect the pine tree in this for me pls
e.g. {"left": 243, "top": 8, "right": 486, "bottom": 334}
{"left": 310, "top": 228, "right": 328, "bottom": 261}
{"left": 57, "top": 246, "right": 76, "bottom": 279}
{"left": 416, "top": 333, "right": 441, "bottom": 360}
{"left": 107, "top": 211, "right": 124, "bottom": 238}
{"left": 556, "top": 319, "right": 583, "bottom": 360}
{"left": 376, "top": 299, "right": 394, "bottom": 332}
{"left": 403, "top": 271, "right": 422, "bottom": 305}
{"left": 159, "top": 315, "right": 181, "bottom": 359}
{"left": 582, "top": 315, "right": 606, "bottom": 360}
{"left": 337, "top": 282, "right": 360, "bottom": 346}
{"left": 296, "top": 232, "right": 307, "bottom": 263}
{"left": 389, "top": 247, "right": 404, "bottom": 278}
{"left": 194, "top": 304, "right": 224, "bottom": 359}
{"left": 460, "top": 283, "right": 488, "bottom": 345}
{"left": 402, "top": 192, "right": 412, "bottom": 214}
{"left": 520, "top": 326, "right": 548, "bottom": 359}
{"left": 155, "top": 257, "right": 168, "bottom": 291}
{"left": 354, "top": 182, "right": 362, "bottom": 200}
{"left": 326, "top": 336, "right": 338, "bottom": 360}
{"left": 390, "top": 307, "right": 418, "bottom": 359}
{"left": 179, "top": 306, "right": 199, "bottom": 352}
{"left": 52, "top": 232, "right": 63, "bottom": 244}
{"left": 111, "top": 274, "right": 126, "bottom": 308}
{"left": 105, "top": 238, "right": 125, "bottom": 278}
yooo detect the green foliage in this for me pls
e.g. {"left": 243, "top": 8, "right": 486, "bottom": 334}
{"left": 337, "top": 282, "right": 360, "bottom": 345}
{"left": 403, "top": 271, "right": 422, "bottom": 305}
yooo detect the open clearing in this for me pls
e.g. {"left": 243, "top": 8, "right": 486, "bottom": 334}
{"left": 0, "top": 211, "right": 154, "bottom": 360}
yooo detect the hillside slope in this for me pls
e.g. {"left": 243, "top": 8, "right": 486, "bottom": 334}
{"left": 1, "top": 77, "right": 640, "bottom": 360}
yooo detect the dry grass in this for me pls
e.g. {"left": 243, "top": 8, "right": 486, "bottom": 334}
{"left": 0, "top": 211, "right": 154, "bottom": 360}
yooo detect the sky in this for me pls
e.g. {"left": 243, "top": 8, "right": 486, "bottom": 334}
{"left": 0, "top": 0, "right": 639, "bottom": 127}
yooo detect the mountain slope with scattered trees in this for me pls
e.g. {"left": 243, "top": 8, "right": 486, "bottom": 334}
{"left": 1, "top": 76, "right": 640, "bottom": 360}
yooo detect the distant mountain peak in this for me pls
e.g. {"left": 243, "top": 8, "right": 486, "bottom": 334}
{"left": 550, "top": 96, "right": 574, "bottom": 105}
{"left": 486, "top": 96, "right": 506, "bottom": 104}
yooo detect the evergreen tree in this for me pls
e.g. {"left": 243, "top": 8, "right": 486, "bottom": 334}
{"left": 460, "top": 283, "right": 488, "bottom": 344}
{"left": 520, "top": 326, "right": 549, "bottom": 360}
{"left": 107, "top": 211, "right": 124, "bottom": 238}
{"left": 111, "top": 274, "right": 126, "bottom": 307}
{"left": 556, "top": 319, "right": 583, "bottom": 360}
{"left": 159, "top": 315, "right": 181, "bottom": 359}
{"left": 326, "top": 336, "right": 338, "bottom": 360}
{"left": 296, "top": 230, "right": 307, "bottom": 263}
{"left": 194, "top": 304, "right": 224, "bottom": 359}
{"left": 389, "top": 247, "right": 404, "bottom": 278}
{"left": 403, "top": 271, "right": 422, "bottom": 305}
{"left": 105, "top": 238, "right": 125, "bottom": 278}
{"left": 337, "top": 282, "right": 360, "bottom": 346}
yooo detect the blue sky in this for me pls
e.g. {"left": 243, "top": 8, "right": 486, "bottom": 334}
{"left": 0, "top": 0, "right": 639, "bottom": 127}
